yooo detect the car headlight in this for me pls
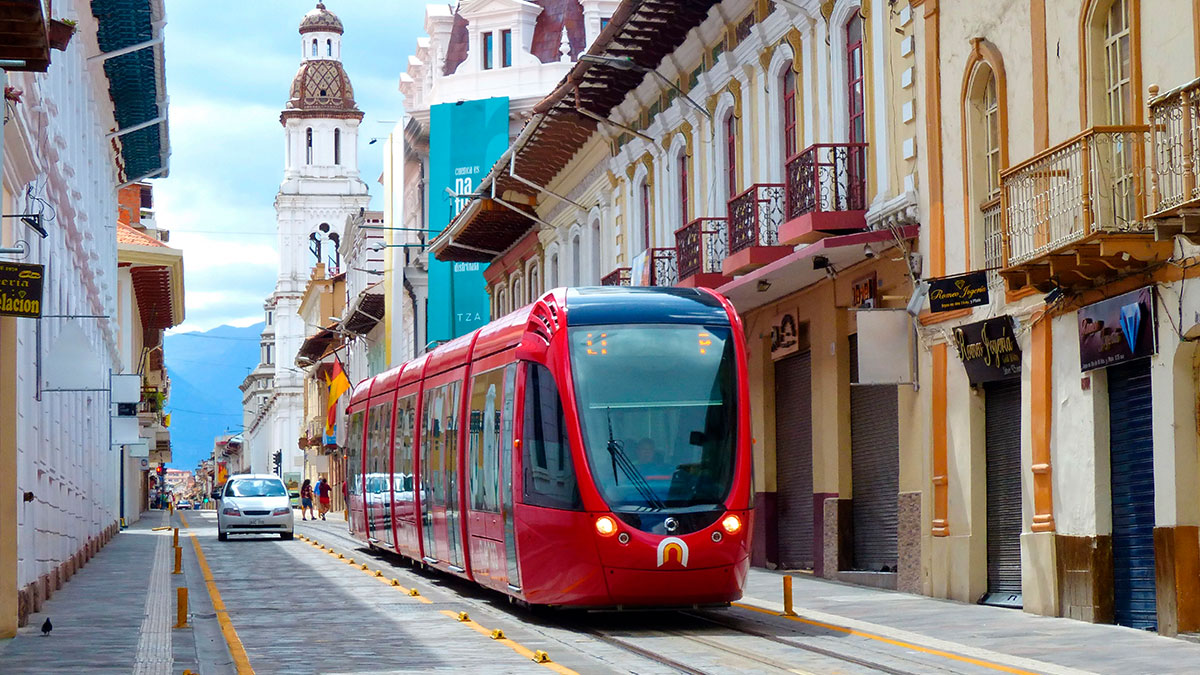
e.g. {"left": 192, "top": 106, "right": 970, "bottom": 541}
{"left": 222, "top": 507, "right": 241, "bottom": 516}
{"left": 272, "top": 507, "right": 291, "bottom": 516}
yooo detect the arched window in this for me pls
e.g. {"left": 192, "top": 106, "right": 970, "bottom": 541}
{"left": 782, "top": 65, "right": 797, "bottom": 160}
{"left": 571, "top": 234, "right": 581, "bottom": 286}
{"left": 846, "top": 15, "right": 865, "bottom": 144}
{"left": 306, "top": 128, "right": 313, "bottom": 164}
{"left": 967, "top": 64, "right": 1003, "bottom": 271}
{"left": 334, "top": 128, "right": 341, "bottom": 165}
{"left": 527, "top": 264, "right": 540, "bottom": 301}
{"left": 311, "top": 39, "right": 318, "bottom": 57}
{"left": 511, "top": 275, "right": 523, "bottom": 309}
{"left": 678, "top": 151, "right": 689, "bottom": 229}
{"left": 327, "top": 39, "right": 333, "bottom": 57}
{"left": 724, "top": 112, "right": 738, "bottom": 203}
{"left": 590, "top": 220, "right": 601, "bottom": 284}
{"left": 639, "top": 179, "right": 652, "bottom": 252}
{"left": 549, "top": 253, "right": 559, "bottom": 288}
{"left": 495, "top": 285, "right": 507, "bottom": 316}
{"left": 1100, "top": 0, "right": 1135, "bottom": 223}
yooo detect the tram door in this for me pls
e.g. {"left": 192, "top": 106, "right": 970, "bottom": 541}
{"left": 420, "top": 380, "right": 465, "bottom": 570}
{"left": 500, "top": 364, "right": 520, "bottom": 589}
{"left": 366, "top": 402, "right": 394, "bottom": 548}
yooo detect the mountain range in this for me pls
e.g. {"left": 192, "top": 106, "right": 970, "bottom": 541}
{"left": 163, "top": 322, "right": 264, "bottom": 470}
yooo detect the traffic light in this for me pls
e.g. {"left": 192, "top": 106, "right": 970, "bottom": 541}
{"left": 272, "top": 450, "right": 282, "bottom": 476}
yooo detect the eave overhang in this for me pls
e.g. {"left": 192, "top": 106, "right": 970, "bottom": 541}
{"left": 118, "top": 240, "right": 184, "bottom": 328}
{"left": 0, "top": 0, "right": 50, "bottom": 71}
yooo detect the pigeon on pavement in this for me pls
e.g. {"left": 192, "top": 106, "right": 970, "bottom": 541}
{"left": 41, "top": 617, "right": 51, "bottom": 636}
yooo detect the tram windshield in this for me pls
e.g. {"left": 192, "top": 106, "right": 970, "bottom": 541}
{"left": 569, "top": 324, "right": 737, "bottom": 512}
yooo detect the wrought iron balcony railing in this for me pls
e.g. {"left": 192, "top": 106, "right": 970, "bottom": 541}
{"left": 982, "top": 197, "right": 1004, "bottom": 272}
{"left": 675, "top": 217, "right": 729, "bottom": 281}
{"left": 784, "top": 143, "right": 868, "bottom": 221}
{"left": 728, "top": 184, "right": 785, "bottom": 253}
{"left": 601, "top": 267, "right": 631, "bottom": 286}
{"left": 1001, "top": 126, "right": 1150, "bottom": 266}
{"left": 648, "top": 247, "right": 678, "bottom": 287}
{"left": 1149, "top": 81, "right": 1200, "bottom": 215}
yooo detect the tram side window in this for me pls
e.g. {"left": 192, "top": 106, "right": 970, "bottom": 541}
{"left": 368, "top": 403, "right": 392, "bottom": 499}
{"left": 346, "top": 410, "right": 365, "bottom": 496}
{"left": 522, "top": 363, "right": 581, "bottom": 510}
{"left": 469, "top": 367, "right": 505, "bottom": 512}
{"left": 394, "top": 395, "right": 416, "bottom": 496}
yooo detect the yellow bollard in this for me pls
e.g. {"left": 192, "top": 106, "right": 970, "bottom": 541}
{"left": 169, "top": 503, "right": 174, "bottom": 515}
{"left": 174, "top": 587, "right": 188, "bottom": 628}
{"left": 531, "top": 650, "right": 550, "bottom": 663}
{"left": 173, "top": 528, "right": 179, "bottom": 548}
{"left": 173, "top": 546, "right": 182, "bottom": 575}
{"left": 783, "top": 575, "right": 797, "bottom": 616}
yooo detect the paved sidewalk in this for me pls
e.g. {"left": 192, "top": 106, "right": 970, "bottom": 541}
{"left": 742, "top": 568, "right": 1200, "bottom": 675}
{"left": 0, "top": 509, "right": 222, "bottom": 674}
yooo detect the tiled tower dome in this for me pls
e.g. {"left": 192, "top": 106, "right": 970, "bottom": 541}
{"left": 299, "top": 2, "right": 343, "bottom": 35}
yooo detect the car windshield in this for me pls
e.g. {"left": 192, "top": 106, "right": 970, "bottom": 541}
{"left": 227, "top": 479, "right": 287, "bottom": 498}
{"left": 569, "top": 324, "right": 737, "bottom": 512}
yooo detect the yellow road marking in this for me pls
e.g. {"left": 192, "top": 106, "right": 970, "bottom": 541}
{"left": 179, "top": 513, "right": 255, "bottom": 675}
{"left": 733, "top": 602, "right": 1039, "bottom": 675}
{"left": 438, "top": 609, "right": 578, "bottom": 674}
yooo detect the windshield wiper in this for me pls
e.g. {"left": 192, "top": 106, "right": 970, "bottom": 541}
{"left": 606, "top": 407, "right": 666, "bottom": 511}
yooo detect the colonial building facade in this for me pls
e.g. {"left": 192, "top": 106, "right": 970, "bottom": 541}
{"left": 428, "top": 0, "right": 1200, "bottom": 637}
{"left": 0, "top": 0, "right": 170, "bottom": 634}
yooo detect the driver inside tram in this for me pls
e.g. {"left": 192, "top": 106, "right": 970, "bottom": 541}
{"left": 636, "top": 438, "right": 675, "bottom": 482}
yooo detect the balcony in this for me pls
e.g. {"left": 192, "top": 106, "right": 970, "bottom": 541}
{"left": 999, "top": 126, "right": 1169, "bottom": 292}
{"left": 601, "top": 267, "right": 631, "bottom": 286}
{"left": 780, "top": 143, "right": 869, "bottom": 247}
{"left": 1148, "top": 80, "right": 1200, "bottom": 234}
{"left": 675, "top": 217, "right": 730, "bottom": 288}
{"left": 724, "top": 184, "right": 790, "bottom": 276}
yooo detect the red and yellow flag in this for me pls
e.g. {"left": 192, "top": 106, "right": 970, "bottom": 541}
{"left": 324, "top": 359, "right": 351, "bottom": 437}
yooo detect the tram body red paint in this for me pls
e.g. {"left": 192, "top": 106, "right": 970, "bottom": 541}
{"left": 343, "top": 287, "right": 751, "bottom": 607}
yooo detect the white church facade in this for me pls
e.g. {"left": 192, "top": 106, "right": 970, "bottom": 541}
{"left": 242, "top": 2, "right": 369, "bottom": 479}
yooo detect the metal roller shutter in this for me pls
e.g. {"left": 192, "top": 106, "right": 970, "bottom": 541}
{"left": 849, "top": 335, "right": 899, "bottom": 572}
{"left": 775, "top": 350, "right": 814, "bottom": 569}
{"left": 1108, "top": 359, "right": 1156, "bottom": 631}
{"left": 983, "top": 379, "right": 1023, "bottom": 605}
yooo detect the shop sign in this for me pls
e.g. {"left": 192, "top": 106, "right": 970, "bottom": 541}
{"left": 928, "top": 271, "right": 989, "bottom": 313}
{"left": 770, "top": 307, "right": 799, "bottom": 360}
{"left": 952, "top": 315, "right": 1021, "bottom": 384}
{"left": 852, "top": 273, "right": 877, "bottom": 309}
{"left": 1078, "top": 286, "right": 1156, "bottom": 372}
{"left": 0, "top": 261, "right": 43, "bottom": 318}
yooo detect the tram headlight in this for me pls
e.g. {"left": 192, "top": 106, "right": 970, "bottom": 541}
{"left": 595, "top": 515, "right": 618, "bottom": 536}
{"left": 721, "top": 514, "right": 742, "bottom": 534}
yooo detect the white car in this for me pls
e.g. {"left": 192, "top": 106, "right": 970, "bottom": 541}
{"left": 217, "top": 474, "right": 295, "bottom": 541}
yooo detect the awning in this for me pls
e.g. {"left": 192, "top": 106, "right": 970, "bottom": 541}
{"left": 296, "top": 323, "right": 343, "bottom": 366}
{"left": 717, "top": 226, "right": 921, "bottom": 312}
{"left": 91, "top": 0, "right": 169, "bottom": 183}
{"left": 430, "top": 0, "right": 722, "bottom": 262}
{"left": 117, "top": 223, "right": 184, "bottom": 327}
{"left": 343, "top": 283, "right": 384, "bottom": 335}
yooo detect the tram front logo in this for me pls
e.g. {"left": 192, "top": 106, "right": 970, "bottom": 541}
{"left": 656, "top": 537, "right": 689, "bottom": 568}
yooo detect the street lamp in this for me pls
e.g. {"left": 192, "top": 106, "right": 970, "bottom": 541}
{"left": 578, "top": 54, "right": 711, "bottom": 121}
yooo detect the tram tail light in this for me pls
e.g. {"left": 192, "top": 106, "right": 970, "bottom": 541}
{"left": 595, "top": 515, "right": 617, "bottom": 536}
{"left": 721, "top": 514, "right": 742, "bottom": 534}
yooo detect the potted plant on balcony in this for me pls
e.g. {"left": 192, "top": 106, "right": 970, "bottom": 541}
{"left": 47, "top": 18, "right": 76, "bottom": 51}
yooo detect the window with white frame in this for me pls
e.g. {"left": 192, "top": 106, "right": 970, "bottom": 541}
{"left": 590, "top": 219, "right": 601, "bottom": 284}
{"left": 571, "top": 233, "right": 581, "bottom": 286}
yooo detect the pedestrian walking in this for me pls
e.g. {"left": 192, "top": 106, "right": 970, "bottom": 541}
{"left": 316, "top": 476, "right": 332, "bottom": 520}
{"left": 299, "top": 478, "right": 315, "bottom": 521}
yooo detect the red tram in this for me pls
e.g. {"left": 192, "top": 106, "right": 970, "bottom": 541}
{"left": 343, "top": 286, "right": 752, "bottom": 607}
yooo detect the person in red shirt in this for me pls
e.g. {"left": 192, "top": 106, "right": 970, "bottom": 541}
{"left": 316, "top": 476, "right": 332, "bottom": 520}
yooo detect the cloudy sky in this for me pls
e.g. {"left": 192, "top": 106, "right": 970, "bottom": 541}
{"left": 158, "top": 1, "right": 425, "bottom": 333}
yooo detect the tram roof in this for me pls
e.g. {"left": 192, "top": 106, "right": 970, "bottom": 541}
{"left": 564, "top": 287, "right": 729, "bottom": 327}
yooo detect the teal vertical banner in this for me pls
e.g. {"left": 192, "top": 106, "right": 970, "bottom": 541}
{"left": 428, "top": 97, "right": 510, "bottom": 345}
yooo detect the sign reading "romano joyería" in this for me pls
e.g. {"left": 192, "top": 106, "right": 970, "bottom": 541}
{"left": 928, "top": 271, "right": 989, "bottom": 312}
{"left": 951, "top": 315, "right": 1021, "bottom": 384}
{"left": 0, "top": 261, "right": 44, "bottom": 318}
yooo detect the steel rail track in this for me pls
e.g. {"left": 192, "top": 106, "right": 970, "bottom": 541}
{"left": 297, "top": 522, "right": 926, "bottom": 674}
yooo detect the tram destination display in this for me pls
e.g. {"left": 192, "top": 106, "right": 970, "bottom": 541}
{"left": 0, "top": 262, "right": 43, "bottom": 318}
